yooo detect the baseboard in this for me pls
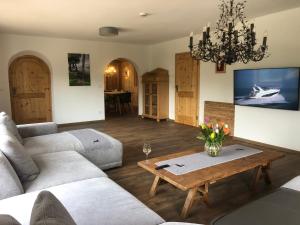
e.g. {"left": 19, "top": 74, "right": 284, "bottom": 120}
{"left": 138, "top": 115, "right": 174, "bottom": 122}
{"left": 233, "top": 136, "right": 300, "bottom": 155}
{"left": 57, "top": 120, "right": 103, "bottom": 128}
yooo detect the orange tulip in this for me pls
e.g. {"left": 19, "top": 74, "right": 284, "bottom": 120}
{"left": 224, "top": 128, "right": 230, "bottom": 135}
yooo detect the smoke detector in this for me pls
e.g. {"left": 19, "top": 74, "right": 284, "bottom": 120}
{"left": 139, "top": 12, "right": 149, "bottom": 17}
{"left": 99, "top": 27, "right": 119, "bottom": 37}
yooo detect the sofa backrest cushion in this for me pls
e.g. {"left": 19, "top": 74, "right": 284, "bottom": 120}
{"left": 0, "top": 151, "right": 24, "bottom": 200}
{"left": 0, "top": 130, "right": 40, "bottom": 182}
{"left": 30, "top": 191, "right": 77, "bottom": 225}
{"left": 0, "top": 214, "right": 21, "bottom": 225}
{"left": 0, "top": 112, "right": 23, "bottom": 144}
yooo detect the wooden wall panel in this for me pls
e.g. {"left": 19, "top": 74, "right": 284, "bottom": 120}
{"left": 204, "top": 101, "right": 235, "bottom": 136}
{"left": 104, "top": 61, "right": 120, "bottom": 91}
{"left": 120, "top": 61, "right": 138, "bottom": 108}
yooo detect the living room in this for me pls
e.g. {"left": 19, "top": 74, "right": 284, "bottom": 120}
{"left": 0, "top": 0, "right": 300, "bottom": 225}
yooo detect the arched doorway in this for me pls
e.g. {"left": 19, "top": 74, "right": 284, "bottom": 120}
{"left": 9, "top": 55, "right": 52, "bottom": 124}
{"left": 104, "top": 58, "right": 138, "bottom": 117}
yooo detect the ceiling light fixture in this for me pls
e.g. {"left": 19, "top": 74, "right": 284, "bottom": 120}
{"left": 105, "top": 66, "right": 117, "bottom": 75}
{"left": 189, "top": 0, "right": 269, "bottom": 65}
{"left": 99, "top": 27, "right": 119, "bottom": 37}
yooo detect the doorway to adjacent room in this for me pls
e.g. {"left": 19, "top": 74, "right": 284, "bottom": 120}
{"left": 104, "top": 58, "right": 138, "bottom": 118}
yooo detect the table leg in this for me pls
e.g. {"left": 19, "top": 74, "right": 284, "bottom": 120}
{"left": 198, "top": 183, "right": 209, "bottom": 206}
{"left": 262, "top": 164, "right": 272, "bottom": 185}
{"left": 150, "top": 176, "right": 160, "bottom": 197}
{"left": 181, "top": 187, "right": 198, "bottom": 218}
{"left": 251, "top": 166, "right": 262, "bottom": 191}
{"left": 117, "top": 96, "right": 122, "bottom": 115}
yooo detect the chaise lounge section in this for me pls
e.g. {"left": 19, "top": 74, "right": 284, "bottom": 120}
{"left": 18, "top": 123, "right": 123, "bottom": 170}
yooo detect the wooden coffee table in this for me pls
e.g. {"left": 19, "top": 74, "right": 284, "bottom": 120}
{"left": 138, "top": 145, "right": 284, "bottom": 218}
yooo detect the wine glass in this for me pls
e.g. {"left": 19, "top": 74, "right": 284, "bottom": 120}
{"left": 143, "top": 143, "right": 152, "bottom": 162}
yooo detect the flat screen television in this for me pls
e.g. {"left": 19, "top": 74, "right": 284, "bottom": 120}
{"left": 234, "top": 68, "right": 300, "bottom": 110}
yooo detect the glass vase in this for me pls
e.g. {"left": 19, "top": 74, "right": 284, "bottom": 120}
{"left": 205, "top": 142, "right": 222, "bottom": 157}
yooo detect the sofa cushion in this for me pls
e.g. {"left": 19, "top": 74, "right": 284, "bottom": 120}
{"left": 0, "top": 177, "right": 165, "bottom": 225}
{"left": 0, "top": 152, "right": 24, "bottom": 200}
{"left": 0, "top": 214, "right": 21, "bottom": 225}
{"left": 23, "top": 130, "right": 123, "bottom": 170}
{"left": 161, "top": 223, "right": 203, "bottom": 225}
{"left": 67, "top": 129, "right": 123, "bottom": 170}
{"left": 0, "top": 131, "right": 39, "bottom": 182}
{"left": 23, "top": 132, "right": 83, "bottom": 156}
{"left": 30, "top": 191, "right": 76, "bottom": 225}
{"left": 282, "top": 175, "right": 300, "bottom": 191}
{"left": 24, "top": 151, "right": 107, "bottom": 192}
{"left": 0, "top": 112, "right": 23, "bottom": 144}
{"left": 211, "top": 188, "right": 300, "bottom": 225}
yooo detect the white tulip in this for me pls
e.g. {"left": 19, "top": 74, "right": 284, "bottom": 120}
{"left": 215, "top": 129, "right": 219, "bottom": 134}
{"left": 224, "top": 124, "right": 228, "bottom": 128}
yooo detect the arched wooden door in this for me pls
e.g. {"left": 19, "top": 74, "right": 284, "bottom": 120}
{"left": 9, "top": 55, "right": 52, "bottom": 124}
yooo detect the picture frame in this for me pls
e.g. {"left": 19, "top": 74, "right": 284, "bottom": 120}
{"left": 68, "top": 53, "right": 91, "bottom": 86}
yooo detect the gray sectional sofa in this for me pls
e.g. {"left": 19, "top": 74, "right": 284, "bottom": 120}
{"left": 0, "top": 112, "right": 200, "bottom": 225}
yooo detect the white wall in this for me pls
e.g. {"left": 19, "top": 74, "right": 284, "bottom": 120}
{"left": 0, "top": 7, "right": 299, "bottom": 151}
{"left": 147, "top": 7, "right": 300, "bottom": 151}
{"left": 0, "top": 34, "right": 148, "bottom": 124}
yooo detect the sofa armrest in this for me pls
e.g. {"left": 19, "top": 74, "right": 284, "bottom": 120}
{"left": 17, "top": 122, "right": 58, "bottom": 138}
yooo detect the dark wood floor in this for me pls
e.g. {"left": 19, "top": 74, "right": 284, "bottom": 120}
{"left": 60, "top": 115, "right": 300, "bottom": 225}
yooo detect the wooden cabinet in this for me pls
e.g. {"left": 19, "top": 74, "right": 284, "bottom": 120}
{"left": 142, "top": 68, "right": 169, "bottom": 122}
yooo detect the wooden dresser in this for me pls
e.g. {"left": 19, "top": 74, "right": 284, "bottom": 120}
{"left": 142, "top": 68, "right": 169, "bottom": 122}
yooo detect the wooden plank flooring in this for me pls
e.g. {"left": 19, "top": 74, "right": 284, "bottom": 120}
{"left": 60, "top": 115, "right": 300, "bottom": 225}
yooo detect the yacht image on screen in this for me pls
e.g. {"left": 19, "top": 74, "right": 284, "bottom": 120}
{"left": 249, "top": 85, "right": 280, "bottom": 99}
{"left": 234, "top": 68, "right": 300, "bottom": 110}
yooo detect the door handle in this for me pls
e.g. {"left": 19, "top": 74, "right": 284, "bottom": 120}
{"left": 175, "top": 85, "right": 179, "bottom": 92}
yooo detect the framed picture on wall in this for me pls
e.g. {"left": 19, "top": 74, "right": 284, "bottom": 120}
{"left": 68, "top": 53, "right": 91, "bottom": 86}
{"left": 216, "top": 60, "right": 226, "bottom": 73}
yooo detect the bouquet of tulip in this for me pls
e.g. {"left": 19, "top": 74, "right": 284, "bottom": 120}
{"left": 197, "top": 117, "right": 230, "bottom": 157}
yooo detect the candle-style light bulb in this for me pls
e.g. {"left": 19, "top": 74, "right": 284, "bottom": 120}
{"left": 203, "top": 31, "right": 207, "bottom": 43}
{"left": 228, "top": 22, "right": 233, "bottom": 32}
{"left": 189, "top": 32, "right": 194, "bottom": 49}
{"left": 262, "top": 31, "right": 268, "bottom": 46}
{"left": 250, "top": 23, "right": 254, "bottom": 31}
{"left": 206, "top": 23, "right": 210, "bottom": 35}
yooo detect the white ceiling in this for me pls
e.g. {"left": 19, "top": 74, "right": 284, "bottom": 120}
{"left": 1, "top": 0, "right": 300, "bottom": 44}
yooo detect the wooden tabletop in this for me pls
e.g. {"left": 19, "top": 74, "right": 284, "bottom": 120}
{"left": 138, "top": 145, "right": 285, "bottom": 191}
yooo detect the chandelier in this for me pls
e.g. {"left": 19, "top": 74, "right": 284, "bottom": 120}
{"left": 189, "top": 0, "right": 269, "bottom": 65}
